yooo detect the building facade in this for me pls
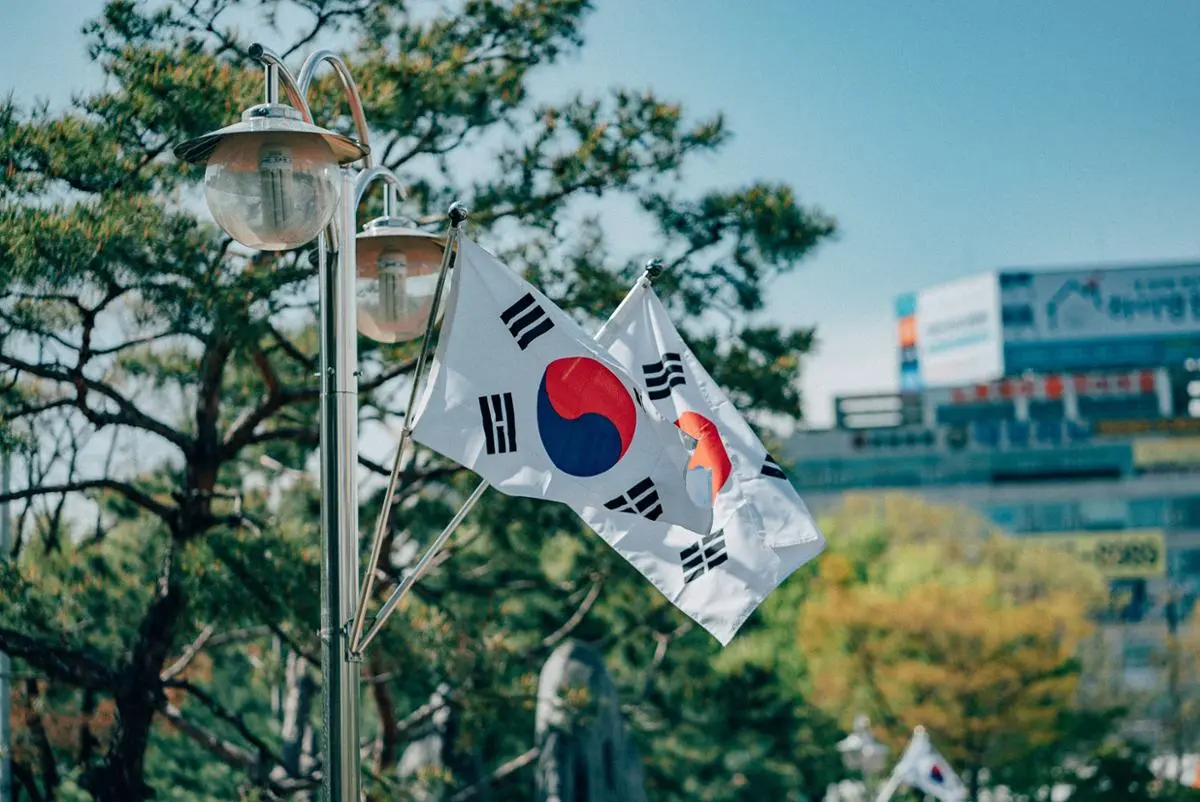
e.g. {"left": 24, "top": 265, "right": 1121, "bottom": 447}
{"left": 787, "top": 260, "right": 1200, "bottom": 742}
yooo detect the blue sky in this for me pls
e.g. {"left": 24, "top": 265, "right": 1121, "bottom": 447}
{"left": 4, "top": 0, "right": 1199, "bottom": 425}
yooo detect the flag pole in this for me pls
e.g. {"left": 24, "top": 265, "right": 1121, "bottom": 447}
{"left": 873, "top": 729, "right": 907, "bottom": 802}
{"left": 351, "top": 258, "right": 662, "bottom": 656}
{"left": 348, "top": 204, "right": 468, "bottom": 653}
{"left": 874, "top": 772, "right": 902, "bottom": 802}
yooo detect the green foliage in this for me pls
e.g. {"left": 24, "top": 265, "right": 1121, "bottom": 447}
{"left": 779, "top": 494, "right": 1112, "bottom": 798}
{"left": 1057, "top": 739, "right": 1200, "bottom": 802}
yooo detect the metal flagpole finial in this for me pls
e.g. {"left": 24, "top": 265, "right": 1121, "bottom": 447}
{"left": 448, "top": 202, "right": 469, "bottom": 226}
{"left": 644, "top": 257, "right": 664, "bottom": 281}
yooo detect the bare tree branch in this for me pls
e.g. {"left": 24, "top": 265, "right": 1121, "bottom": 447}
{"left": 160, "top": 623, "right": 216, "bottom": 682}
{"left": 448, "top": 747, "right": 540, "bottom": 802}
{"left": 539, "top": 574, "right": 605, "bottom": 653}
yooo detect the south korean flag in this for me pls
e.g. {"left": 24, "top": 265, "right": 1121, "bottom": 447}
{"left": 889, "top": 727, "right": 967, "bottom": 801}
{"left": 568, "top": 278, "right": 825, "bottom": 645}
{"left": 410, "top": 238, "right": 713, "bottom": 535}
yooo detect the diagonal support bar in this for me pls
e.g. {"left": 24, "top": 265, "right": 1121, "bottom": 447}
{"left": 354, "top": 479, "right": 490, "bottom": 655}
{"left": 348, "top": 205, "right": 468, "bottom": 653}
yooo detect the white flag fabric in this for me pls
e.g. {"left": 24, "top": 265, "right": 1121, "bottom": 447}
{"left": 893, "top": 728, "right": 966, "bottom": 801}
{"left": 410, "top": 238, "right": 713, "bottom": 535}
{"left": 573, "top": 278, "right": 826, "bottom": 644}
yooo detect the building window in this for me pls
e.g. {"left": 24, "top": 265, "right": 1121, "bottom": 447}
{"left": 1129, "top": 499, "right": 1165, "bottom": 528}
{"left": 1078, "top": 498, "right": 1128, "bottom": 530}
{"left": 986, "top": 505, "right": 1021, "bottom": 530}
{"left": 1169, "top": 497, "right": 1200, "bottom": 528}
{"left": 1029, "top": 399, "right": 1065, "bottom": 421}
{"left": 936, "top": 402, "right": 1016, "bottom": 426}
{"left": 1123, "top": 642, "right": 1155, "bottom": 670}
{"left": 1034, "top": 419, "right": 1063, "bottom": 445}
{"left": 1078, "top": 395, "right": 1160, "bottom": 421}
{"left": 972, "top": 421, "right": 1002, "bottom": 448}
{"left": 1171, "top": 549, "right": 1200, "bottom": 579}
{"left": 1106, "top": 579, "right": 1147, "bottom": 623}
{"left": 1029, "top": 502, "right": 1074, "bottom": 532}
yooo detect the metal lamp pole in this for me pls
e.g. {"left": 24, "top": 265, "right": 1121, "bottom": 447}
{"left": 175, "top": 45, "right": 461, "bottom": 801}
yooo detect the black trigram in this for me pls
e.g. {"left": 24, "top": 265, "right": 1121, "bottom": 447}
{"left": 478, "top": 392, "right": 517, "bottom": 455}
{"left": 604, "top": 478, "right": 663, "bottom": 521}
{"left": 680, "top": 530, "right": 727, "bottom": 584}
{"left": 760, "top": 454, "right": 786, "bottom": 480}
{"left": 500, "top": 293, "right": 555, "bottom": 350}
{"left": 642, "top": 353, "right": 686, "bottom": 400}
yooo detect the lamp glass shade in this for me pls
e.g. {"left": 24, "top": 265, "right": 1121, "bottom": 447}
{"left": 356, "top": 233, "right": 446, "bottom": 343}
{"left": 203, "top": 132, "right": 340, "bottom": 250}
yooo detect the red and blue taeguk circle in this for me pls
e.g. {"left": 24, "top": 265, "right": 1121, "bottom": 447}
{"left": 536, "top": 356, "right": 637, "bottom": 477}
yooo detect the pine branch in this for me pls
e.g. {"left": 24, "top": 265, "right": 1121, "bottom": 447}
{"left": 0, "top": 627, "right": 116, "bottom": 691}
{"left": 159, "top": 623, "right": 216, "bottom": 682}
{"left": 0, "top": 478, "right": 177, "bottom": 523}
{"left": 447, "top": 747, "right": 540, "bottom": 802}
{"left": 166, "top": 678, "right": 291, "bottom": 771}
{"left": 160, "top": 701, "right": 321, "bottom": 795}
{"left": 538, "top": 573, "right": 605, "bottom": 653}
{"left": 0, "top": 352, "right": 191, "bottom": 451}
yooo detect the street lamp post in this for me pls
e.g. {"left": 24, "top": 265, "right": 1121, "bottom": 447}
{"left": 175, "top": 45, "right": 462, "bottom": 801}
{"left": 837, "top": 714, "right": 889, "bottom": 801}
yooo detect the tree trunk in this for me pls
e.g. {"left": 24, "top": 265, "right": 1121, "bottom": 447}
{"left": 369, "top": 654, "right": 400, "bottom": 775}
{"left": 22, "top": 680, "right": 58, "bottom": 797}
{"left": 274, "top": 649, "right": 317, "bottom": 801}
{"left": 82, "top": 558, "right": 185, "bottom": 801}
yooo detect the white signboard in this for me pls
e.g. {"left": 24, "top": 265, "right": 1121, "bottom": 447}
{"left": 914, "top": 272, "right": 1004, "bottom": 387}
{"left": 1001, "top": 263, "right": 1200, "bottom": 342}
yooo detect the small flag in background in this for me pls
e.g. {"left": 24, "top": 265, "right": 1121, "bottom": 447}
{"left": 570, "top": 278, "right": 826, "bottom": 645}
{"left": 889, "top": 727, "right": 967, "bottom": 802}
{"left": 410, "top": 238, "right": 714, "bottom": 535}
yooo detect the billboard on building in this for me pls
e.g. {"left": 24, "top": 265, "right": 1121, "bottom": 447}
{"left": 1000, "top": 261, "right": 1200, "bottom": 373}
{"left": 898, "top": 262, "right": 1200, "bottom": 386}
{"left": 1020, "top": 530, "right": 1166, "bottom": 579}
{"left": 1000, "top": 262, "right": 1200, "bottom": 342}
{"left": 908, "top": 273, "right": 1004, "bottom": 387}
{"left": 1132, "top": 436, "right": 1200, "bottom": 469}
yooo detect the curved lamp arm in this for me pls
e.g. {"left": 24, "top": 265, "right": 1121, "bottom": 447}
{"left": 297, "top": 49, "right": 374, "bottom": 170}
{"left": 249, "top": 44, "right": 374, "bottom": 170}
{"left": 248, "top": 43, "right": 312, "bottom": 123}
{"left": 354, "top": 166, "right": 407, "bottom": 215}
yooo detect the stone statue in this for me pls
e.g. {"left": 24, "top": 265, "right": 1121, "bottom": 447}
{"left": 533, "top": 640, "right": 647, "bottom": 802}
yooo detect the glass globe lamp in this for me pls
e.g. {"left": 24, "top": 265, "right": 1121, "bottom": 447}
{"left": 355, "top": 217, "right": 447, "bottom": 343}
{"left": 174, "top": 104, "right": 367, "bottom": 251}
